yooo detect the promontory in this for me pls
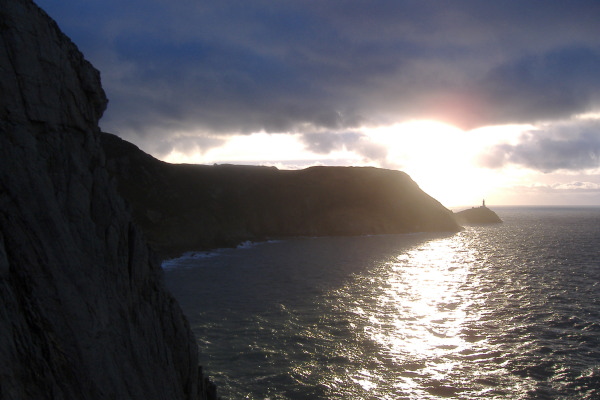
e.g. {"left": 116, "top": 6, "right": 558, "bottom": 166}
{"left": 454, "top": 205, "right": 503, "bottom": 224}
{"left": 101, "top": 132, "right": 461, "bottom": 259}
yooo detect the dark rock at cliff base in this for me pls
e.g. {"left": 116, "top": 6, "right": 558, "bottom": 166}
{"left": 454, "top": 206, "right": 503, "bottom": 225}
{"left": 101, "top": 132, "right": 461, "bottom": 259}
{"left": 0, "top": 1, "right": 215, "bottom": 399}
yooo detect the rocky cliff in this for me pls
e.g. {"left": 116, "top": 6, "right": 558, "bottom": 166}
{"left": 101, "top": 133, "right": 461, "bottom": 259}
{"left": 454, "top": 206, "right": 502, "bottom": 224}
{"left": 0, "top": 1, "right": 215, "bottom": 399}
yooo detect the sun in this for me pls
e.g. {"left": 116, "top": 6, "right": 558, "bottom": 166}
{"left": 366, "top": 120, "right": 523, "bottom": 207}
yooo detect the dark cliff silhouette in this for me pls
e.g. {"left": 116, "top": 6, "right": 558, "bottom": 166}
{"left": 101, "top": 132, "right": 461, "bottom": 259}
{"left": 454, "top": 204, "right": 503, "bottom": 224}
{"left": 0, "top": 1, "right": 216, "bottom": 399}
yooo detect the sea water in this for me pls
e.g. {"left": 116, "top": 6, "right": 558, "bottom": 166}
{"left": 164, "top": 207, "right": 600, "bottom": 399}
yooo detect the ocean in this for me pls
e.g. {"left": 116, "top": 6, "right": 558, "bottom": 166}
{"left": 164, "top": 206, "right": 600, "bottom": 399}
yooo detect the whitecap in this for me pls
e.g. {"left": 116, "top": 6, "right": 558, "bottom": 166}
{"left": 161, "top": 250, "right": 222, "bottom": 269}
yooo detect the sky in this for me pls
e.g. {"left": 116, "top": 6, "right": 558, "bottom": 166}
{"left": 36, "top": 0, "right": 600, "bottom": 207}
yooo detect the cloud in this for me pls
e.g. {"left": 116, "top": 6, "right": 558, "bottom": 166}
{"left": 551, "top": 181, "right": 600, "bottom": 191}
{"left": 469, "top": 47, "right": 600, "bottom": 127}
{"left": 478, "top": 119, "right": 600, "bottom": 172}
{"left": 510, "top": 181, "right": 600, "bottom": 195}
{"left": 301, "top": 131, "right": 388, "bottom": 163}
{"left": 301, "top": 132, "right": 362, "bottom": 154}
{"left": 150, "top": 135, "right": 226, "bottom": 159}
{"left": 37, "top": 0, "right": 600, "bottom": 142}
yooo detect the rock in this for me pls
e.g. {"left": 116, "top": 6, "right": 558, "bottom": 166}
{"left": 0, "top": 1, "right": 215, "bottom": 399}
{"left": 101, "top": 132, "right": 461, "bottom": 259}
{"left": 454, "top": 206, "right": 503, "bottom": 225}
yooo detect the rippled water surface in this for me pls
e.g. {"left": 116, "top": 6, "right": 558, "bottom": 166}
{"left": 165, "top": 207, "right": 600, "bottom": 399}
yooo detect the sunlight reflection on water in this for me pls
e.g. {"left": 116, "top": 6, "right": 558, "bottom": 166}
{"left": 309, "top": 232, "right": 532, "bottom": 399}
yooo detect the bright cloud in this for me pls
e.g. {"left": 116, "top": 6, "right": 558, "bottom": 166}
{"left": 479, "top": 118, "right": 600, "bottom": 172}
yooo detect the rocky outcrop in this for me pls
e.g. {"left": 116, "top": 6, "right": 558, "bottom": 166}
{"left": 0, "top": 1, "right": 214, "bottom": 399}
{"left": 454, "top": 206, "right": 502, "bottom": 224}
{"left": 101, "top": 132, "right": 461, "bottom": 258}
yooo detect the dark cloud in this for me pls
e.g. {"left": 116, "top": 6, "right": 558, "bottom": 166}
{"left": 37, "top": 0, "right": 600, "bottom": 143}
{"left": 479, "top": 120, "right": 600, "bottom": 172}
{"left": 467, "top": 47, "right": 600, "bottom": 128}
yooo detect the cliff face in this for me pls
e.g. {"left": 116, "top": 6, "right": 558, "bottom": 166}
{"left": 0, "top": 1, "right": 211, "bottom": 399}
{"left": 101, "top": 133, "right": 461, "bottom": 258}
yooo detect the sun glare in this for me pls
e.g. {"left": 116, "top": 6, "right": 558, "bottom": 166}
{"left": 367, "top": 121, "right": 532, "bottom": 207}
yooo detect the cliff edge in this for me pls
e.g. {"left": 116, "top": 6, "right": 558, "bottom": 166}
{"left": 101, "top": 132, "right": 461, "bottom": 258}
{"left": 0, "top": 1, "right": 214, "bottom": 399}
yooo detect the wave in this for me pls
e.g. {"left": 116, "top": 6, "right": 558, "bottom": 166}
{"left": 161, "top": 250, "right": 224, "bottom": 269}
{"left": 162, "top": 239, "right": 284, "bottom": 269}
